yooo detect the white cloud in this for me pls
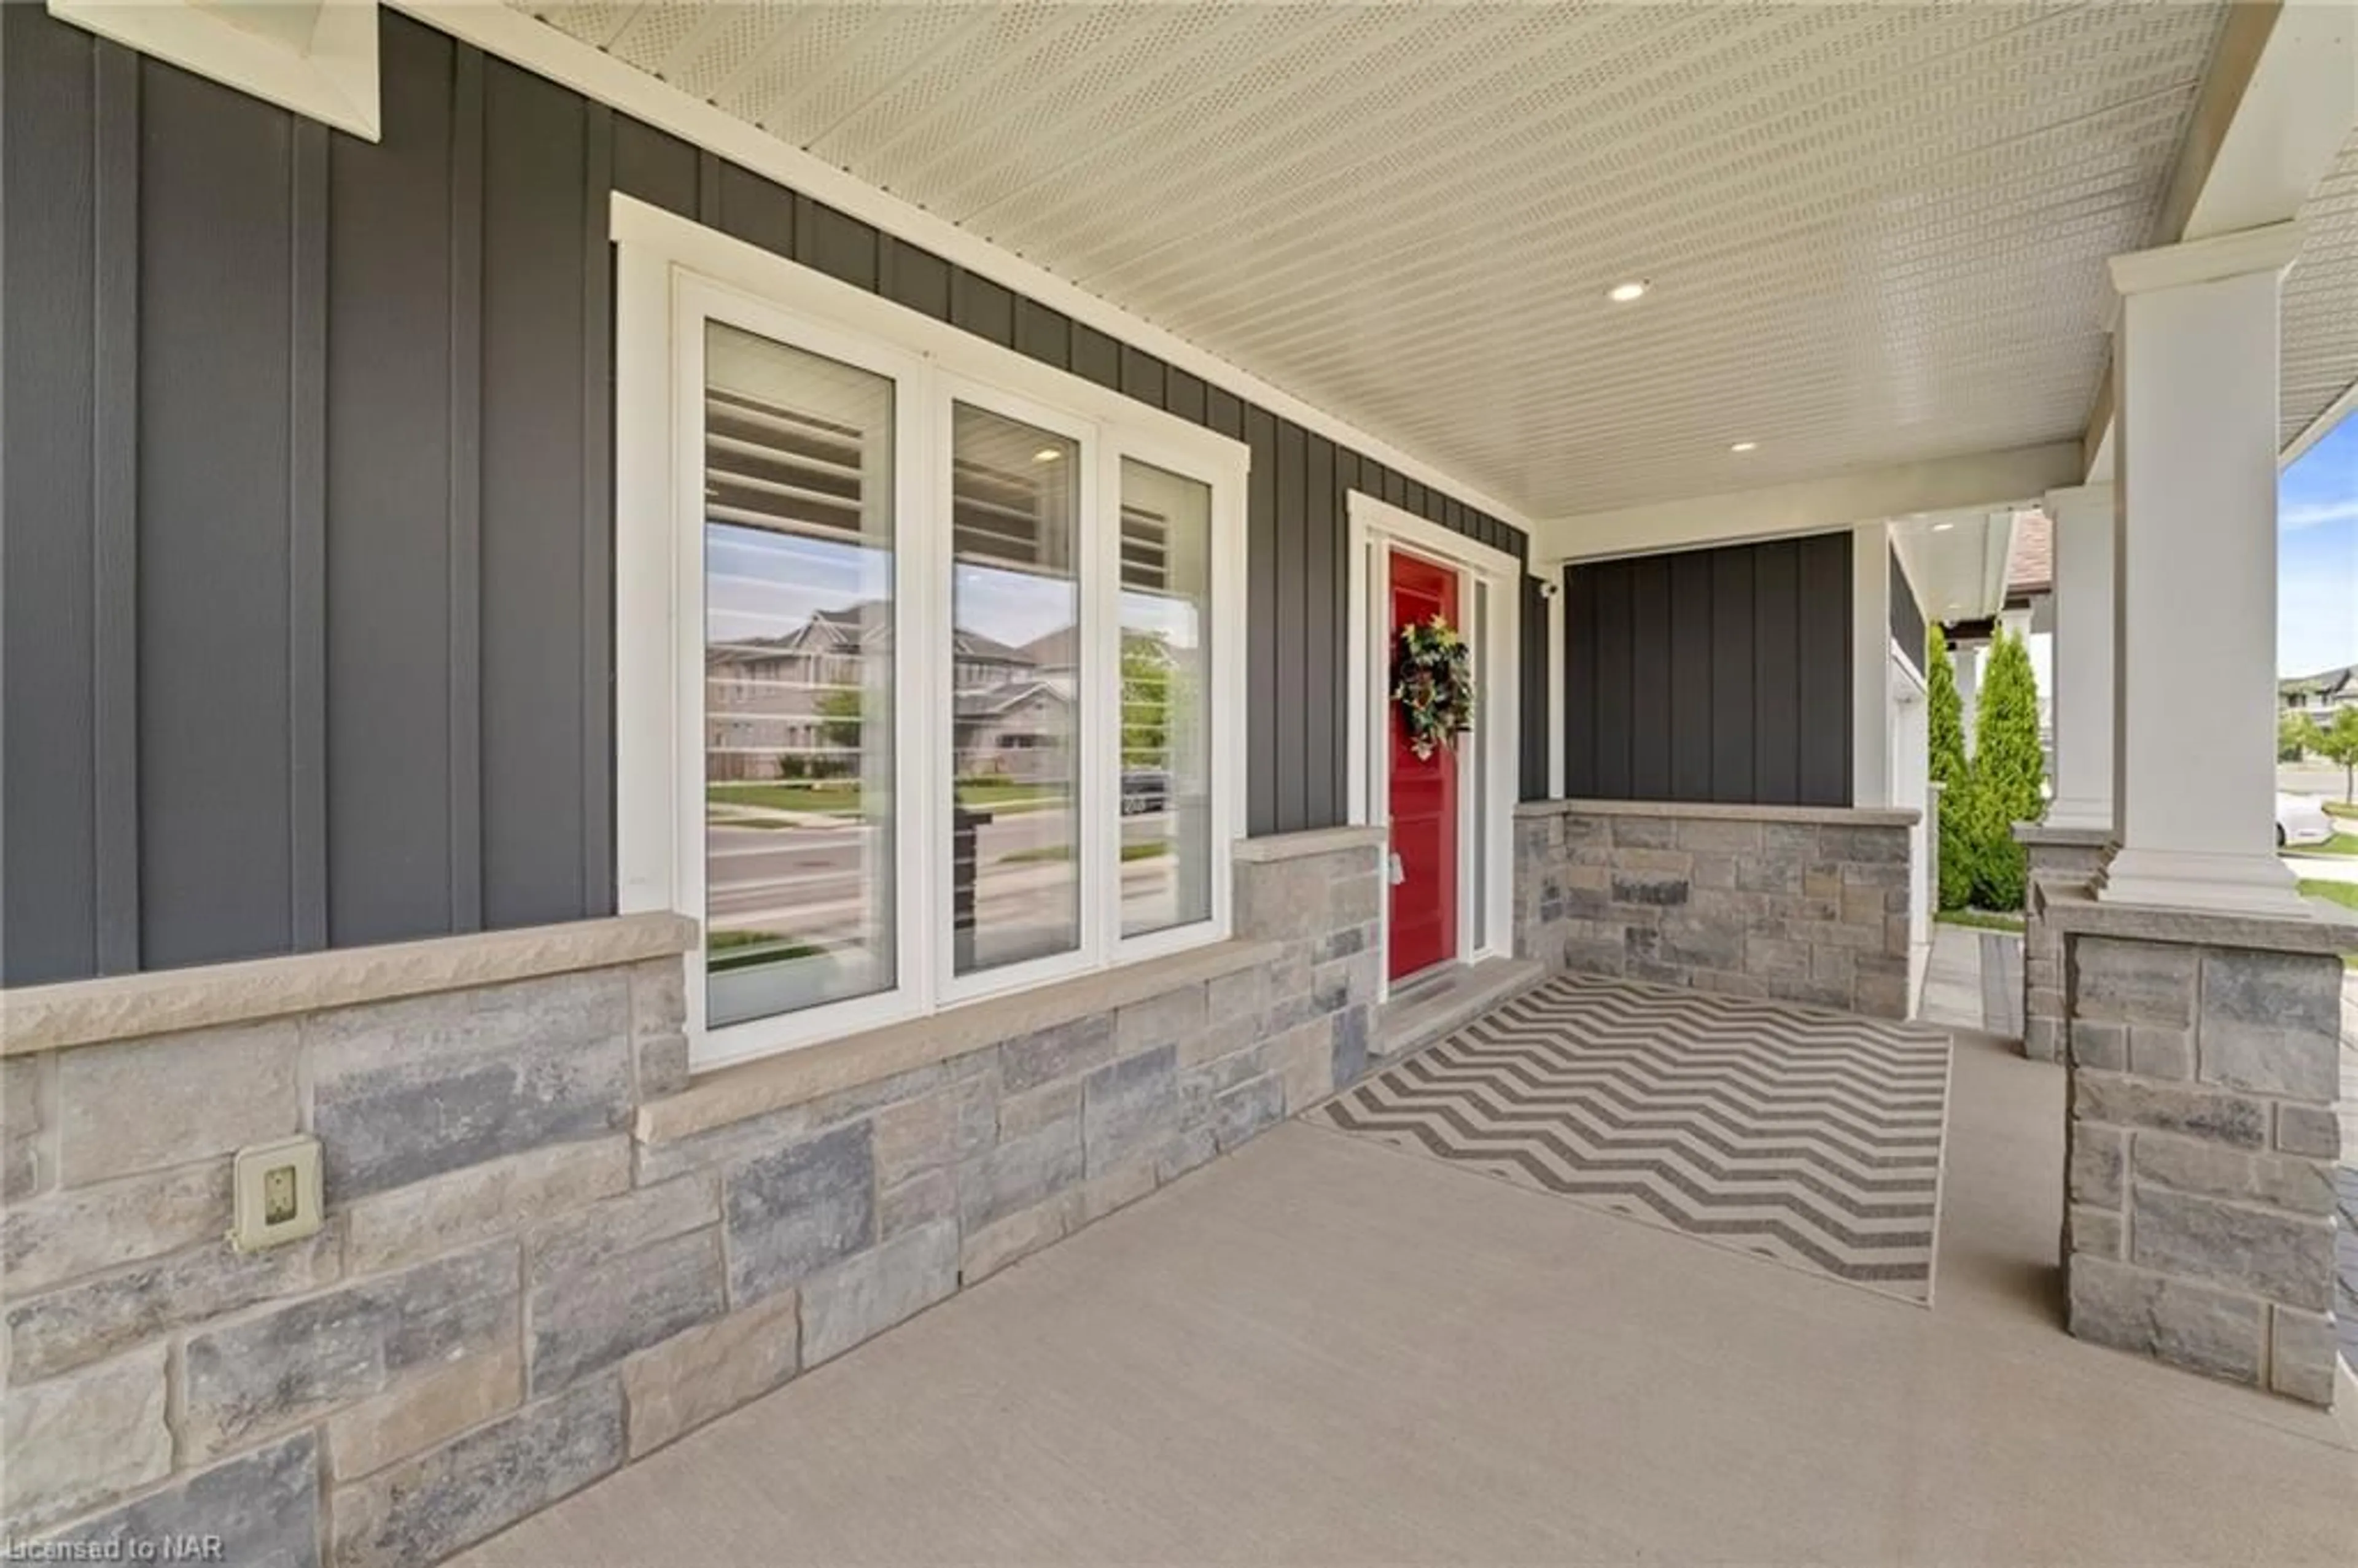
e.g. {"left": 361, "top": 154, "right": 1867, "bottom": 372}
{"left": 2282, "top": 497, "right": 2358, "bottom": 530}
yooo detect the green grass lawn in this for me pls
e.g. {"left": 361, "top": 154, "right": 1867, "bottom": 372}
{"left": 2297, "top": 879, "right": 2358, "bottom": 913}
{"left": 998, "top": 840, "right": 1171, "bottom": 866}
{"left": 2325, "top": 799, "right": 2357, "bottom": 821}
{"left": 1936, "top": 908, "right": 2026, "bottom": 934}
{"left": 2284, "top": 831, "right": 2358, "bottom": 857}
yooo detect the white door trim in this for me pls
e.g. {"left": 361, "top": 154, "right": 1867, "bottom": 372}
{"left": 1344, "top": 491, "right": 1520, "bottom": 1002}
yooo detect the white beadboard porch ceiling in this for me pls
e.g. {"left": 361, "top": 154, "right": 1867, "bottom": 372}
{"left": 518, "top": 1, "right": 2350, "bottom": 519}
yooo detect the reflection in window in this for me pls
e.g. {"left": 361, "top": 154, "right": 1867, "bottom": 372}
{"left": 1118, "top": 459, "right": 1212, "bottom": 937}
{"left": 951, "top": 404, "right": 1079, "bottom": 974}
{"left": 701, "top": 324, "right": 894, "bottom": 1027}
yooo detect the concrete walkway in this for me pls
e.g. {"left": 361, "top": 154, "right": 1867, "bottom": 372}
{"left": 459, "top": 1033, "right": 2357, "bottom": 1567}
{"left": 1916, "top": 922, "right": 2020, "bottom": 1037}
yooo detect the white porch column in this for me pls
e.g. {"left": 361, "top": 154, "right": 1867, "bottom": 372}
{"left": 2099, "top": 222, "right": 2306, "bottom": 915}
{"left": 2041, "top": 483, "right": 2115, "bottom": 832}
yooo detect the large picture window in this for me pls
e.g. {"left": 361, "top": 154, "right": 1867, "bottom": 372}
{"left": 616, "top": 201, "right": 1245, "bottom": 1068}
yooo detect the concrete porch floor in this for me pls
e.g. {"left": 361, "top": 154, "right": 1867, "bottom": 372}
{"left": 460, "top": 1031, "right": 2358, "bottom": 1567}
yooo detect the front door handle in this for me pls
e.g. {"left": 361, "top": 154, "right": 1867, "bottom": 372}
{"left": 1388, "top": 852, "right": 1406, "bottom": 887}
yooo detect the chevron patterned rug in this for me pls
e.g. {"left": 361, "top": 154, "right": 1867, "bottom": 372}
{"left": 1316, "top": 976, "right": 1954, "bottom": 1305}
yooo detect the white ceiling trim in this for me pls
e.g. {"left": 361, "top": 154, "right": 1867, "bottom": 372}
{"left": 2283, "top": 374, "right": 2358, "bottom": 467}
{"left": 1535, "top": 442, "right": 2081, "bottom": 565}
{"left": 389, "top": 0, "right": 1533, "bottom": 535}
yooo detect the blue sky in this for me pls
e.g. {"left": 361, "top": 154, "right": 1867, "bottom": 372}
{"left": 2281, "top": 411, "right": 2358, "bottom": 678}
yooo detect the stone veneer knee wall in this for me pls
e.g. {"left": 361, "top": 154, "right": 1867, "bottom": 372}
{"left": 2053, "top": 894, "right": 2350, "bottom": 1407}
{"left": 1514, "top": 801, "right": 1919, "bottom": 1019}
{"left": 2015, "top": 825, "right": 2113, "bottom": 1063}
{"left": 0, "top": 828, "right": 1382, "bottom": 1566}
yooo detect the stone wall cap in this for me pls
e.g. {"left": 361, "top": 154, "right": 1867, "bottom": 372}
{"left": 639, "top": 937, "right": 1286, "bottom": 1146}
{"left": 1514, "top": 798, "right": 1920, "bottom": 829}
{"left": 2013, "top": 823, "right": 2114, "bottom": 848}
{"left": 0, "top": 912, "right": 699, "bottom": 1055}
{"left": 2047, "top": 890, "right": 2358, "bottom": 957}
{"left": 1231, "top": 825, "right": 1387, "bottom": 863}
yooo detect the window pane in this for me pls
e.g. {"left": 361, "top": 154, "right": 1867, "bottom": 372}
{"left": 702, "top": 323, "right": 895, "bottom": 1028}
{"left": 1118, "top": 459, "right": 1213, "bottom": 937}
{"left": 951, "top": 404, "right": 1079, "bottom": 974}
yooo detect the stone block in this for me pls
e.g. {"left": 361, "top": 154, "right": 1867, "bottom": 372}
{"left": 1083, "top": 1155, "right": 1161, "bottom": 1223}
{"left": 1, "top": 1343, "right": 171, "bottom": 1532}
{"left": 2065, "top": 1203, "right": 2123, "bottom": 1259}
{"left": 2, "top": 1157, "right": 230, "bottom": 1294}
{"left": 1676, "top": 818, "right": 1760, "bottom": 853}
{"left": 1330, "top": 872, "right": 1382, "bottom": 928}
{"left": 804, "top": 1219, "right": 958, "bottom": 1364}
{"left": 959, "top": 1114, "right": 1083, "bottom": 1234}
{"left": 528, "top": 1174, "right": 718, "bottom": 1286}
{"left": 2068, "top": 1124, "right": 2125, "bottom": 1208}
{"left": 725, "top": 1122, "right": 875, "bottom": 1305}
{"left": 329, "top": 1346, "right": 524, "bottom": 1482}
{"left": 2125, "top": 1026, "right": 2194, "bottom": 1081}
{"left": 634, "top": 1102, "right": 816, "bottom": 1186}
{"left": 1116, "top": 985, "right": 1205, "bottom": 1055}
{"left": 2071, "top": 1071, "right": 2266, "bottom": 1150}
{"left": 2130, "top": 1186, "right": 2333, "bottom": 1311}
{"left": 2276, "top": 1105, "right": 2341, "bottom": 1160}
{"left": 1608, "top": 815, "right": 1678, "bottom": 849}
{"left": 2072, "top": 939, "right": 2197, "bottom": 1027}
{"left": 1330, "top": 1004, "right": 1369, "bottom": 1088}
{"left": 36, "top": 1430, "right": 318, "bottom": 1568}
{"left": 2131, "top": 1133, "right": 2336, "bottom": 1216}
{"left": 4, "top": 1054, "right": 49, "bottom": 1201}
{"left": 5, "top": 1223, "right": 340, "bottom": 1383}
{"left": 877, "top": 1168, "right": 957, "bottom": 1239}
{"left": 333, "top": 1377, "right": 623, "bottom": 1568}
{"left": 2068, "top": 1254, "right": 2264, "bottom": 1386}
{"left": 1313, "top": 923, "right": 1369, "bottom": 963}
{"left": 1266, "top": 1023, "right": 1331, "bottom": 1114}
{"left": 1853, "top": 975, "right": 1907, "bottom": 1019}
{"left": 1180, "top": 1044, "right": 1272, "bottom": 1123}
{"left": 1611, "top": 872, "right": 1689, "bottom": 907}
{"left": 960, "top": 1195, "right": 1081, "bottom": 1286}
{"left": 1158, "top": 1124, "right": 1220, "bottom": 1181}
{"left": 1692, "top": 969, "right": 1767, "bottom": 999}
{"left": 2071, "top": 1020, "right": 2127, "bottom": 1071}
{"left": 1690, "top": 853, "right": 1737, "bottom": 890}
{"left": 2021, "top": 1017, "right": 2063, "bottom": 1064}
{"left": 2267, "top": 1305, "right": 2340, "bottom": 1407}
{"left": 1742, "top": 936, "right": 1809, "bottom": 979}
{"left": 622, "top": 1290, "right": 799, "bottom": 1457}
{"left": 348, "top": 1135, "right": 631, "bottom": 1276}
{"left": 1083, "top": 1046, "right": 1177, "bottom": 1174}
{"left": 1657, "top": 912, "right": 1742, "bottom": 970}
{"left": 181, "top": 1241, "right": 516, "bottom": 1459}
{"left": 1213, "top": 1074, "right": 1286, "bottom": 1152}
{"left": 997, "top": 1078, "right": 1082, "bottom": 1141}
{"left": 1204, "top": 966, "right": 1267, "bottom": 1027}
{"left": 55, "top": 1020, "right": 298, "bottom": 1186}
{"left": 2195, "top": 949, "right": 2341, "bottom": 1100}
{"left": 871, "top": 1076, "right": 997, "bottom": 1189}
{"left": 531, "top": 1227, "right": 725, "bottom": 1395}
{"left": 1000, "top": 1014, "right": 1116, "bottom": 1093}
{"left": 1810, "top": 946, "right": 1855, "bottom": 988}
{"left": 310, "top": 970, "right": 632, "bottom": 1200}
{"left": 629, "top": 958, "right": 690, "bottom": 1099}
{"left": 1821, "top": 826, "right": 1907, "bottom": 863}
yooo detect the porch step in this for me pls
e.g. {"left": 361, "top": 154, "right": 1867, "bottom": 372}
{"left": 1373, "top": 956, "right": 1547, "bottom": 1062}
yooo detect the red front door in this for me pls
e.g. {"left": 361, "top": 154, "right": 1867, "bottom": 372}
{"left": 1387, "top": 549, "right": 1458, "bottom": 982}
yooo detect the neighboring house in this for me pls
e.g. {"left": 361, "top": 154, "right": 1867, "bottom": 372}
{"left": 2280, "top": 664, "right": 2358, "bottom": 720}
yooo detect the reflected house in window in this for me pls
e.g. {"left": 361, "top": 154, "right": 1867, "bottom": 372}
{"left": 705, "top": 603, "right": 892, "bottom": 782}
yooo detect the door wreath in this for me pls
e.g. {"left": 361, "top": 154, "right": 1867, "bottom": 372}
{"left": 1392, "top": 614, "right": 1474, "bottom": 761}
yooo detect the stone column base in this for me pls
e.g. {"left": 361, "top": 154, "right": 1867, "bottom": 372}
{"left": 2012, "top": 824, "right": 2113, "bottom": 1063}
{"left": 2050, "top": 892, "right": 2354, "bottom": 1407}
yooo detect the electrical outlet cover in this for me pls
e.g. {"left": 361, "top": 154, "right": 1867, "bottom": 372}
{"left": 230, "top": 1135, "right": 324, "bottom": 1252}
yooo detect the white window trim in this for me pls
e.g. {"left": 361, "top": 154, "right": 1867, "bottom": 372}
{"left": 613, "top": 194, "right": 1246, "bottom": 1070}
{"left": 1344, "top": 492, "right": 1521, "bottom": 1003}
{"left": 52, "top": 0, "right": 381, "bottom": 141}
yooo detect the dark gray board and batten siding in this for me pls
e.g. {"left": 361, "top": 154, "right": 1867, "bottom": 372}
{"left": 0, "top": 6, "right": 1527, "bottom": 985}
{"left": 1561, "top": 533, "right": 1853, "bottom": 809}
{"left": 1888, "top": 546, "right": 1927, "bottom": 678}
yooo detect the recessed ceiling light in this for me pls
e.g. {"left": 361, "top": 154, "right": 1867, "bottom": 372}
{"left": 1729, "top": 440, "right": 1758, "bottom": 454}
{"left": 1606, "top": 280, "right": 1649, "bottom": 303}
{"left": 1932, "top": 520, "right": 1955, "bottom": 533}
{"left": 1032, "top": 448, "right": 1062, "bottom": 463}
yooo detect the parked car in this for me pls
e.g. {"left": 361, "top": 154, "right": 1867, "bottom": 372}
{"left": 2276, "top": 791, "right": 2334, "bottom": 849}
{"left": 1121, "top": 769, "right": 1171, "bottom": 815}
